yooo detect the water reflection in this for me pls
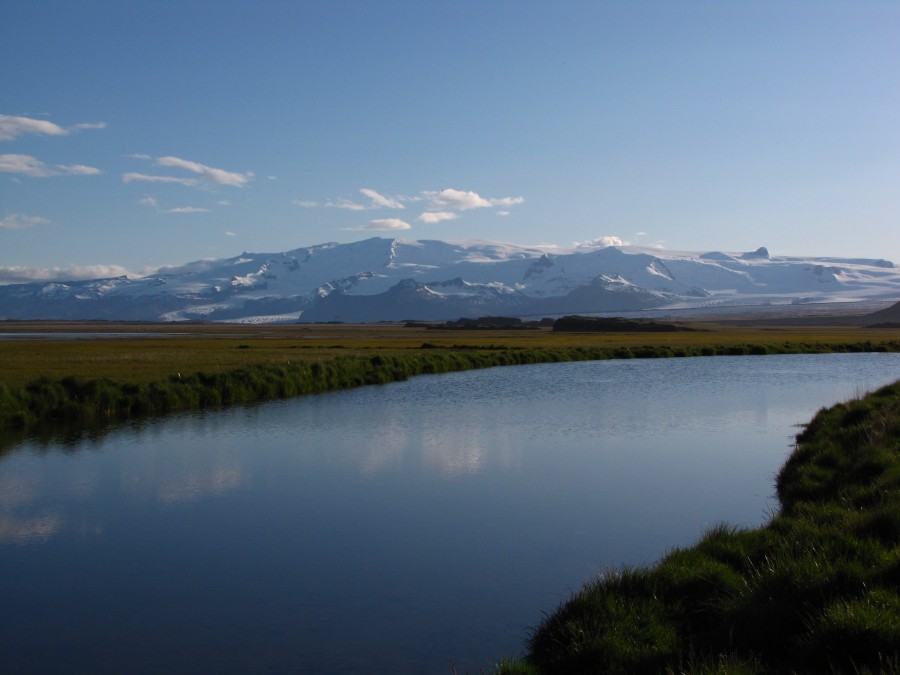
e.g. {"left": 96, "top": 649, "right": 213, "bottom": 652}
{"left": 0, "top": 419, "right": 250, "bottom": 545}
{"left": 0, "top": 512, "right": 62, "bottom": 544}
{"left": 1, "top": 354, "right": 899, "bottom": 673}
{"left": 0, "top": 465, "right": 103, "bottom": 544}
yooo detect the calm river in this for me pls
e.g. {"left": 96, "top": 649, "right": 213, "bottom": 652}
{"left": 2, "top": 353, "right": 899, "bottom": 673}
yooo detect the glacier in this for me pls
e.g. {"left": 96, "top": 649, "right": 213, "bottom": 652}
{"left": 0, "top": 237, "right": 897, "bottom": 323}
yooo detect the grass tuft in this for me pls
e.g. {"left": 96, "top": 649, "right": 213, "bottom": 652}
{"left": 497, "top": 380, "right": 900, "bottom": 674}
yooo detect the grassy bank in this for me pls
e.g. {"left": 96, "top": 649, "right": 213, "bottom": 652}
{"left": 2, "top": 321, "right": 899, "bottom": 387}
{"left": 3, "top": 329, "right": 900, "bottom": 433}
{"left": 2, "top": 319, "right": 900, "bottom": 433}
{"left": 497, "top": 381, "right": 900, "bottom": 674}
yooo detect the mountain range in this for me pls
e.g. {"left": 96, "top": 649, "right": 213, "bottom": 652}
{"left": 1, "top": 237, "right": 898, "bottom": 323}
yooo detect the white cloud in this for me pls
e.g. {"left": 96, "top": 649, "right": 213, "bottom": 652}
{"left": 0, "top": 154, "right": 101, "bottom": 177}
{"left": 489, "top": 195, "right": 525, "bottom": 207}
{"left": 217, "top": 200, "right": 233, "bottom": 207}
{"left": 0, "top": 264, "right": 135, "bottom": 284}
{"left": 360, "top": 188, "right": 404, "bottom": 209}
{"left": 0, "top": 115, "right": 105, "bottom": 141}
{"left": 137, "top": 195, "right": 209, "bottom": 213}
{"left": 62, "top": 164, "right": 101, "bottom": 175}
{"left": 422, "top": 188, "right": 491, "bottom": 210}
{"left": 0, "top": 213, "right": 49, "bottom": 230}
{"left": 225, "top": 230, "right": 237, "bottom": 237}
{"left": 70, "top": 122, "right": 107, "bottom": 132}
{"left": 298, "top": 189, "right": 405, "bottom": 211}
{"left": 0, "top": 115, "right": 68, "bottom": 141}
{"left": 155, "top": 155, "right": 252, "bottom": 187}
{"left": 496, "top": 211, "right": 511, "bottom": 217}
{"left": 346, "top": 218, "right": 412, "bottom": 231}
{"left": 325, "top": 198, "right": 366, "bottom": 211}
{"left": 421, "top": 188, "right": 524, "bottom": 211}
{"left": 166, "top": 206, "right": 210, "bottom": 213}
{"left": 0, "top": 154, "right": 57, "bottom": 177}
{"left": 416, "top": 211, "right": 459, "bottom": 224}
{"left": 294, "top": 186, "right": 522, "bottom": 216}
{"left": 123, "top": 172, "right": 199, "bottom": 187}
{"left": 575, "top": 236, "right": 628, "bottom": 249}
{"left": 125, "top": 155, "right": 252, "bottom": 188}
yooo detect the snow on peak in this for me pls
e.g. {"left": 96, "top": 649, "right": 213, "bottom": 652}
{"left": 3, "top": 236, "right": 898, "bottom": 323}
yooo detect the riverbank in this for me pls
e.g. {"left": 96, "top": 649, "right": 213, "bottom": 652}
{"left": 3, "top": 323, "right": 900, "bottom": 671}
{"left": 497, "top": 381, "right": 900, "bottom": 674}
{"left": 3, "top": 325, "right": 900, "bottom": 432}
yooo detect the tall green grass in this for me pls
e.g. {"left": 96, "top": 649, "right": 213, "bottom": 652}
{"left": 0, "top": 348, "right": 582, "bottom": 431}
{"left": 497, "top": 381, "right": 900, "bottom": 674}
{"left": 2, "top": 340, "right": 900, "bottom": 433}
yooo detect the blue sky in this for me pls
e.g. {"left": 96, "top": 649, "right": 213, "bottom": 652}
{"left": 1, "top": 0, "right": 898, "bottom": 283}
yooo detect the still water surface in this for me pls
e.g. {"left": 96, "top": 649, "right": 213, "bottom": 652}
{"left": 2, "top": 353, "right": 900, "bottom": 673}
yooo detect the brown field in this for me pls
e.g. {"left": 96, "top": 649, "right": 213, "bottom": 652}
{"left": 2, "top": 320, "right": 899, "bottom": 388}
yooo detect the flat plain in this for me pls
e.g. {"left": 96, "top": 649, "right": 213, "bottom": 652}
{"left": 2, "top": 320, "right": 899, "bottom": 388}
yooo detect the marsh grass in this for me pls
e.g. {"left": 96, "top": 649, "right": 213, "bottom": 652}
{"left": 3, "top": 322, "right": 900, "bottom": 668}
{"left": 496, "top": 381, "right": 900, "bottom": 674}
{"left": 3, "top": 333, "right": 900, "bottom": 434}
{"left": 1, "top": 321, "right": 900, "bottom": 437}
{"left": 1, "top": 322, "right": 898, "bottom": 387}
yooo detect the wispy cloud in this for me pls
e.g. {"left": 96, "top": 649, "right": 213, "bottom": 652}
{"left": 166, "top": 206, "right": 210, "bottom": 213}
{"left": 124, "top": 155, "right": 253, "bottom": 188}
{"left": 225, "top": 230, "right": 237, "bottom": 237}
{"left": 301, "top": 186, "right": 523, "bottom": 219}
{"left": 313, "top": 189, "right": 405, "bottom": 211}
{"left": 0, "top": 264, "right": 135, "bottom": 284}
{"left": 325, "top": 198, "right": 366, "bottom": 211}
{"left": 0, "top": 154, "right": 101, "bottom": 177}
{"left": 0, "top": 116, "right": 67, "bottom": 141}
{"left": 416, "top": 211, "right": 458, "bottom": 224}
{"left": 70, "top": 122, "right": 107, "bottom": 132}
{"left": 488, "top": 195, "right": 526, "bottom": 207}
{"left": 0, "top": 114, "right": 106, "bottom": 141}
{"left": 62, "top": 164, "right": 102, "bottom": 175}
{"left": 360, "top": 188, "right": 404, "bottom": 209}
{"left": 123, "top": 172, "right": 199, "bottom": 186}
{"left": 156, "top": 156, "right": 252, "bottom": 187}
{"left": 345, "top": 218, "right": 412, "bottom": 231}
{"left": 421, "top": 188, "right": 524, "bottom": 211}
{"left": 138, "top": 195, "right": 209, "bottom": 213}
{"left": 0, "top": 213, "right": 49, "bottom": 230}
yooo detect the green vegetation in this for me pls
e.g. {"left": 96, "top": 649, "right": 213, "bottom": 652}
{"left": 2, "top": 322, "right": 900, "bottom": 668}
{"left": 496, "top": 381, "right": 900, "bottom": 674}
{"left": 1, "top": 321, "right": 899, "bottom": 433}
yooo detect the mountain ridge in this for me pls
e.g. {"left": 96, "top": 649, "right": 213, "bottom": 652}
{"left": 1, "top": 237, "right": 898, "bottom": 323}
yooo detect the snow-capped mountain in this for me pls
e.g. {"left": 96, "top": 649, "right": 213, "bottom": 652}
{"left": 1, "top": 238, "right": 898, "bottom": 323}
